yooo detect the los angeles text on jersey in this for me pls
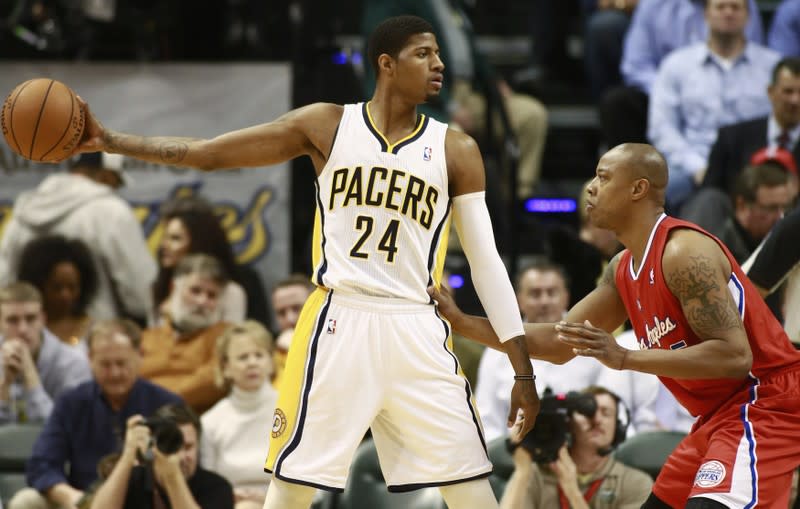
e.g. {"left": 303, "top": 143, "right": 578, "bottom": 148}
{"left": 639, "top": 314, "right": 677, "bottom": 350}
{"left": 327, "top": 166, "right": 440, "bottom": 229}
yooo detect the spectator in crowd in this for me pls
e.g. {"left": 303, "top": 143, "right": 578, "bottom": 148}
{"left": 201, "top": 321, "right": 277, "bottom": 509}
{"left": 0, "top": 153, "right": 156, "bottom": 324}
{"left": 152, "top": 196, "right": 251, "bottom": 325}
{"left": 362, "top": 0, "right": 548, "bottom": 198}
{"left": 768, "top": 0, "right": 800, "bottom": 57}
{"left": 499, "top": 386, "right": 653, "bottom": 509}
{"left": 10, "top": 319, "right": 181, "bottom": 509}
{"left": 714, "top": 164, "right": 794, "bottom": 263}
{"left": 683, "top": 147, "right": 798, "bottom": 235}
{"left": 141, "top": 254, "right": 230, "bottom": 414}
{"left": 0, "top": 282, "right": 91, "bottom": 425}
{"left": 16, "top": 235, "right": 98, "bottom": 347}
{"left": 648, "top": 0, "right": 779, "bottom": 211}
{"left": 702, "top": 57, "right": 800, "bottom": 194}
{"left": 89, "top": 403, "right": 234, "bottom": 509}
{"left": 583, "top": 0, "right": 638, "bottom": 102}
{"left": 743, "top": 204, "right": 800, "bottom": 345}
{"left": 269, "top": 274, "right": 314, "bottom": 389}
{"left": 271, "top": 274, "right": 314, "bottom": 335}
{"left": 600, "top": 0, "right": 763, "bottom": 148}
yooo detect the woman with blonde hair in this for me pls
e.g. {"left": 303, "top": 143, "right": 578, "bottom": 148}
{"left": 201, "top": 320, "right": 277, "bottom": 509}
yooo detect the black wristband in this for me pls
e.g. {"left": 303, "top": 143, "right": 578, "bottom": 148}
{"left": 513, "top": 374, "right": 536, "bottom": 381}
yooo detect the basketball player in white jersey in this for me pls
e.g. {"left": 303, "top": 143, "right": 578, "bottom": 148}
{"left": 72, "top": 15, "right": 539, "bottom": 509}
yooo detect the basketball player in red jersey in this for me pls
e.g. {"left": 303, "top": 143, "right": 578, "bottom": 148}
{"left": 431, "top": 143, "right": 800, "bottom": 508}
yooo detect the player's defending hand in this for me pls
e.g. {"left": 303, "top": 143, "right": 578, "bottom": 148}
{"left": 74, "top": 96, "right": 107, "bottom": 154}
{"left": 556, "top": 320, "right": 630, "bottom": 370}
{"left": 426, "top": 284, "right": 463, "bottom": 323}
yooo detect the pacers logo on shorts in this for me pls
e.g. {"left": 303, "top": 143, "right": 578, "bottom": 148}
{"left": 694, "top": 460, "right": 726, "bottom": 488}
{"left": 272, "top": 408, "right": 288, "bottom": 438}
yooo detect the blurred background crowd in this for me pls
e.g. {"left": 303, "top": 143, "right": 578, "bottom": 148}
{"left": 1, "top": 0, "right": 800, "bottom": 508}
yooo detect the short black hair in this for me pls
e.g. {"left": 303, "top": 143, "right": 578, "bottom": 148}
{"left": 367, "top": 15, "right": 435, "bottom": 75}
{"left": 771, "top": 57, "right": 800, "bottom": 85}
{"left": 17, "top": 235, "right": 98, "bottom": 315}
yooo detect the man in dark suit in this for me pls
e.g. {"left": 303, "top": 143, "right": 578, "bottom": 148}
{"left": 703, "top": 57, "right": 800, "bottom": 193}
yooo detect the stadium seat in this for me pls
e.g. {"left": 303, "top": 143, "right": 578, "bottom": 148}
{"left": 337, "top": 438, "right": 445, "bottom": 509}
{"left": 615, "top": 430, "right": 687, "bottom": 480}
{"left": 0, "top": 423, "right": 44, "bottom": 505}
{"left": 486, "top": 437, "right": 514, "bottom": 499}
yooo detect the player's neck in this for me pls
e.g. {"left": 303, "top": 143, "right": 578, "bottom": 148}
{"left": 617, "top": 208, "right": 665, "bottom": 272}
{"left": 367, "top": 92, "right": 419, "bottom": 133}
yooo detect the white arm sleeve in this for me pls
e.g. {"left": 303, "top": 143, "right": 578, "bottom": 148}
{"left": 452, "top": 191, "right": 524, "bottom": 343}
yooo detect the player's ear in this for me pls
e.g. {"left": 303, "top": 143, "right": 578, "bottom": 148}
{"left": 631, "top": 177, "right": 650, "bottom": 201}
{"left": 377, "top": 53, "right": 395, "bottom": 77}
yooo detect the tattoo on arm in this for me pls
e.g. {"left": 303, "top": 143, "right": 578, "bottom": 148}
{"left": 104, "top": 132, "right": 191, "bottom": 164}
{"left": 158, "top": 142, "right": 188, "bottom": 164}
{"left": 599, "top": 254, "right": 620, "bottom": 290}
{"left": 667, "top": 254, "right": 742, "bottom": 337}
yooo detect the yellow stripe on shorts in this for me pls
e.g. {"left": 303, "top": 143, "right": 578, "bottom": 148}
{"left": 265, "top": 287, "right": 330, "bottom": 472}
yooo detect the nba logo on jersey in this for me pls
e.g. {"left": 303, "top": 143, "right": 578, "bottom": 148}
{"left": 326, "top": 319, "right": 337, "bottom": 334}
{"left": 423, "top": 146, "right": 432, "bottom": 161}
{"left": 649, "top": 268, "right": 655, "bottom": 285}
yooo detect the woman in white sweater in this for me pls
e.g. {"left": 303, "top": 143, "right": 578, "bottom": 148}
{"left": 201, "top": 321, "right": 278, "bottom": 509}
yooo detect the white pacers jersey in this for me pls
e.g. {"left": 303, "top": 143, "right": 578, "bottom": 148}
{"left": 312, "top": 102, "right": 452, "bottom": 303}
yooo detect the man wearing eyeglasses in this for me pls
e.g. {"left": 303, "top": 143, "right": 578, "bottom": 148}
{"left": 716, "top": 163, "right": 794, "bottom": 264}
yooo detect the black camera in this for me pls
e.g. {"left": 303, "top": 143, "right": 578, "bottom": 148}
{"left": 139, "top": 416, "right": 184, "bottom": 456}
{"left": 518, "top": 389, "right": 597, "bottom": 464}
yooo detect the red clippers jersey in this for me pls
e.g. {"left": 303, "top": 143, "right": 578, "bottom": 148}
{"left": 616, "top": 214, "right": 800, "bottom": 418}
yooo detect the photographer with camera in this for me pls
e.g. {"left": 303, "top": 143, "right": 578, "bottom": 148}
{"left": 89, "top": 403, "right": 233, "bottom": 509}
{"left": 500, "top": 386, "right": 651, "bottom": 509}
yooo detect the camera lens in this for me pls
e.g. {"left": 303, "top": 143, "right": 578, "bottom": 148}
{"left": 141, "top": 417, "right": 184, "bottom": 455}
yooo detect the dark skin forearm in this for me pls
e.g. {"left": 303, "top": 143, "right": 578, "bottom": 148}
{"left": 447, "top": 309, "right": 570, "bottom": 364}
{"left": 104, "top": 130, "right": 203, "bottom": 168}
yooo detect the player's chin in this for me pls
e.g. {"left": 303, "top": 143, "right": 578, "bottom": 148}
{"left": 423, "top": 90, "right": 441, "bottom": 103}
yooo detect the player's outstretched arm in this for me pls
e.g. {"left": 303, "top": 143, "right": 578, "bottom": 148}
{"left": 75, "top": 98, "right": 342, "bottom": 171}
{"left": 430, "top": 253, "right": 628, "bottom": 364}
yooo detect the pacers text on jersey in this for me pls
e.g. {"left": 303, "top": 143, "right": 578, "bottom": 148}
{"left": 327, "top": 166, "right": 440, "bottom": 229}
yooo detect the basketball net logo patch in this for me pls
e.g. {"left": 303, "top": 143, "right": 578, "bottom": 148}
{"left": 326, "top": 319, "right": 337, "bottom": 334}
{"left": 694, "top": 460, "right": 726, "bottom": 488}
{"left": 272, "top": 408, "right": 287, "bottom": 438}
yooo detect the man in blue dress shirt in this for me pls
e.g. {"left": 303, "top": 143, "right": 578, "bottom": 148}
{"left": 600, "top": 0, "right": 764, "bottom": 147}
{"left": 647, "top": 0, "right": 779, "bottom": 211}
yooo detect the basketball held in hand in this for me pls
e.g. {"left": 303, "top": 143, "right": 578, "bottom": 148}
{"left": 1, "top": 78, "right": 85, "bottom": 163}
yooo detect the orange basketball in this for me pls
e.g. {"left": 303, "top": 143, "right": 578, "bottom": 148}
{"left": 1, "top": 78, "right": 85, "bottom": 163}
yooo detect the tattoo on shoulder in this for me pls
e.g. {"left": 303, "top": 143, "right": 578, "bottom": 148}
{"left": 158, "top": 142, "right": 188, "bottom": 164}
{"left": 667, "top": 254, "right": 741, "bottom": 336}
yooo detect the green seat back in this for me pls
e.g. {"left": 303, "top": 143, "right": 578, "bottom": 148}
{"left": 615, "top": 430, "right": 687, "bottom": 480}
{"left": 337, "top": 438, "right": 445, "bottom": 509}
